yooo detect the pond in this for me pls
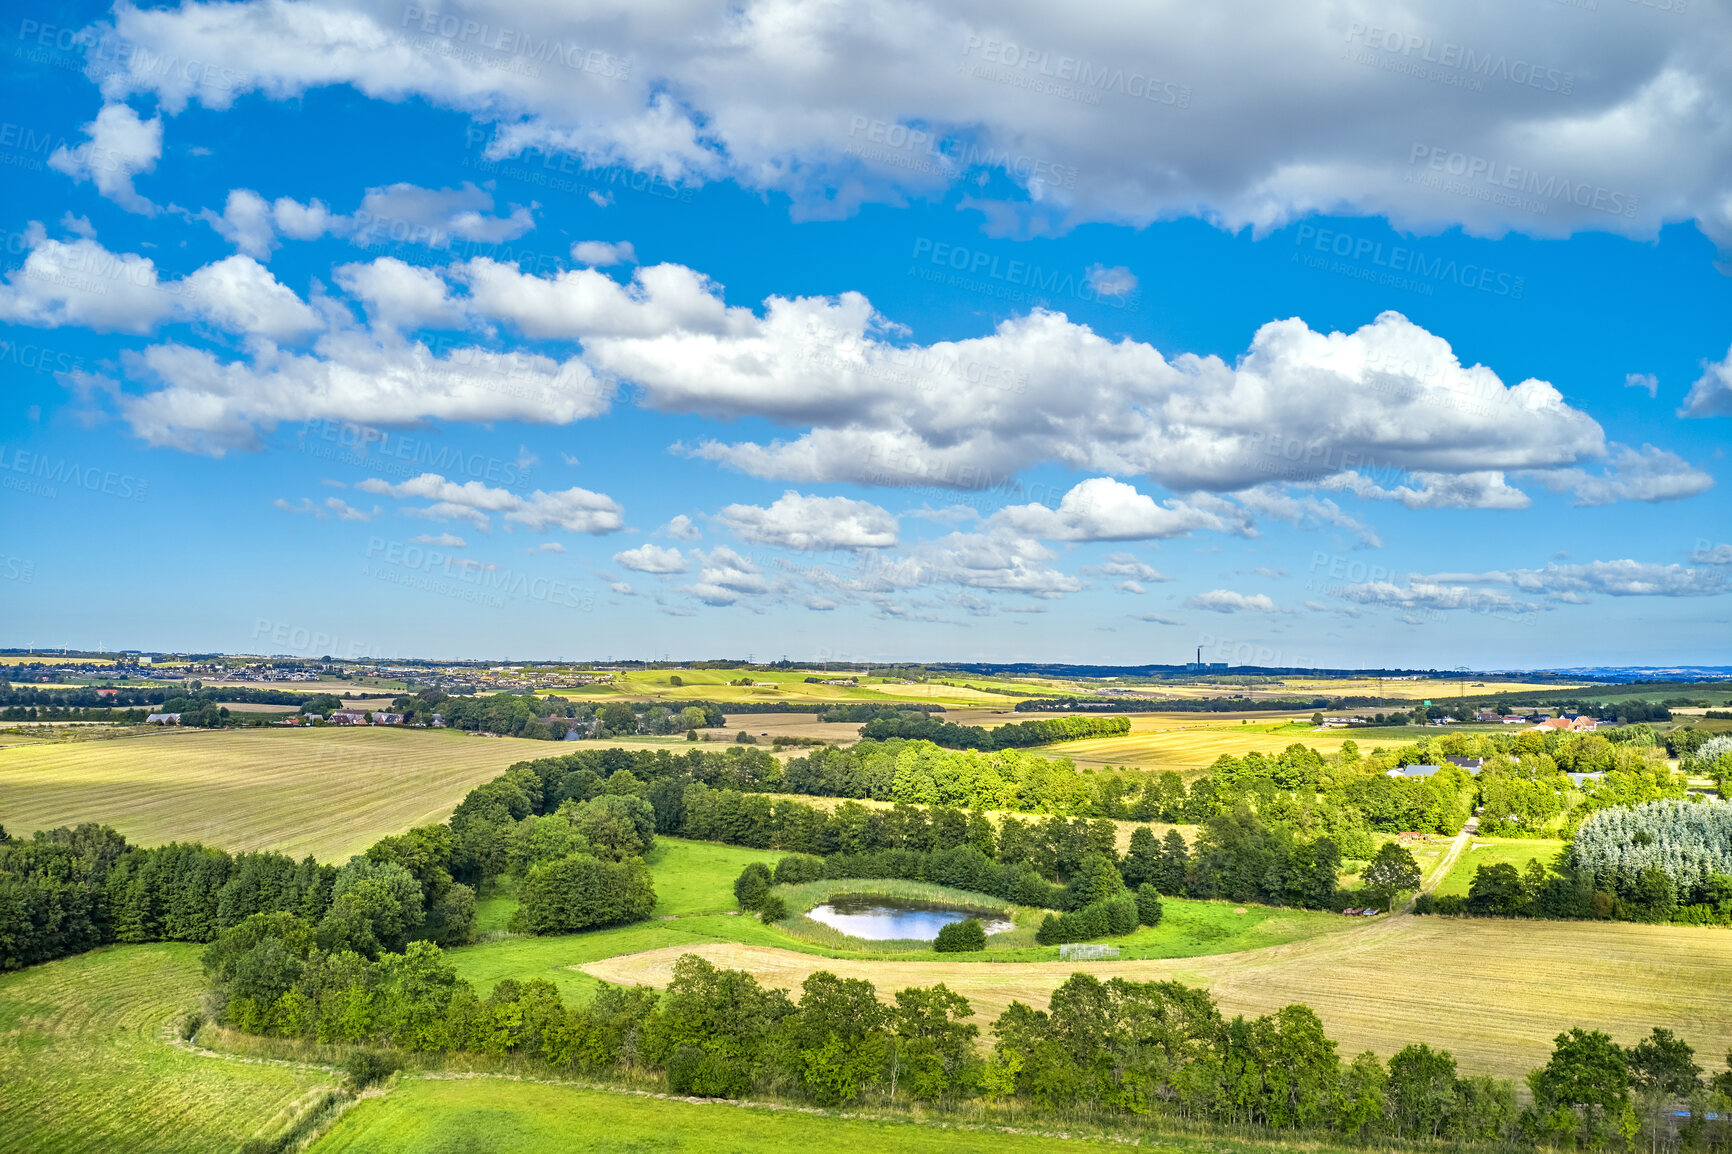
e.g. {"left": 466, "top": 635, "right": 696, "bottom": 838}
{"left": 804, "top": 894, "right": 1016, "bottom": 941}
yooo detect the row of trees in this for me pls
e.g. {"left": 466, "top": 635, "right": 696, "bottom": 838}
{"left": 205, "top": 928, "right": 1732, "bottom": 1150}
{"left": 856, "top": 713, "right": 1132, "bottom": 751}
{"left": 0, "top": 822, "right": 475, "bottom": 971}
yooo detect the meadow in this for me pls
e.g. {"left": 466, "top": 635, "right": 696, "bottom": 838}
{"left": 1434, "top": 838, "right": 1569, "bottom": 898}
{"left": 0, "top": 943, "right": 336, "bottom": 1154}
{"left": 0, "top": 727, "right": 555, "bottom": 861}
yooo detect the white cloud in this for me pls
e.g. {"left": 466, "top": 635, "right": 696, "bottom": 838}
{"left": 1681, "top": 344, "right": 1732, "bottom": 418}
{"left": 528, "top": 541, "right": 567, "bottom": 553}
{"left": 273, "top": 496, "right": 324, "bottom": 518}
{"left": 991, "top": 477, "right": 1228, "bottom": 541}
{"left": 611, "top": 581, "right": 636, "bottom": 594}
{"left": 1081, "top": 552, "right": 1169, "bottom": 582}
{"left": 1185, "top": 589, "right": 1283, "bottom": 613}
{"left": 1692, "top": 543, "right": 1732, "bottom": 564}
{"left": 660, "top": 514, "right": 700, "bottom": 540}
{"left": 1116, "top": 580, "right": 1146, "bottom": 594}
{"left": 0, "top": 229, "right": 173, "bottom": 333}
{"left": 334, "top": 258, "right": 467, "bottom": 331}
{"left": 47, "top": 102, "right": 160, "bottom": 213}
{"left": 1330, "top": 579, "right": 1538, "bottom": 616}
{"left": 324, "top": 496, "right": 376, "bottom": 521}
{"left": 202, "top": 189, "right": 277, "bottom": 258}
{"left": 1231, "top": 486, "right": 1381, "bottom": 544}
{"left": 1320, "top": 469, "right": 1531, "bottom": 510}
{"left": 355, "top": 472, "right": 624, "bottom": 534}
{"left": 351, "top": 182, "right": 534, "bottom": 248}
{"left": 410, "top": 532, "right": 467, "bottom": 546}
{"left": 83, "top": 0, "right": 1732, "bottom": 261}
{"left": 572, "top": 240, "right": 637, "bottom": 266}
{"left": 685, "top": 546, "right": 770, "bottom": 604}
{"left": 1523, "top": 445, "right": 1713, "bottom": 506}
{"left": 179, "top": 255, "right": 323, "bottom": 341}
{"left": 1625, "top": 372, "right": 1659, "bottom": 399}
{"left": 1084, "top": 264, "right": 1137, "bottom": 298}
{"left": 719, "top": 491, "right": 899, "bottom": 550}
{"left": 1429, "top": 559, "right": 1729, "bottom": 599}
{"left": 614, "top": 543, "right": 689, "bottom": 573}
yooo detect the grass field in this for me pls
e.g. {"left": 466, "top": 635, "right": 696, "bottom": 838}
{"left": 581, "top": 914, "right": 1732, "bottom": 1081}
{"left": 1435, "top": 839, "right": 1568, "bottom": 898}
{"left": 0, "top": 943, "right": 335, "bottom": 1154}
{"left": 0, "top": 727, "right": 557, "bottom": 861}
{"left": 311, "top": 1074, "right": 1333, "bottom": 1154}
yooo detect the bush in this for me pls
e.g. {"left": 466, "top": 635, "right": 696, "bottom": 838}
{"left": 733, "top": 863, "right": 771, "bottom": 910}
{"left": 686, "top": 729, "right": 699, "bottom": 741}
{"left": 1135, "top": 883, "right": 1163, "bottom": 927}
{"left": 343, "top": 1049, "right": 402, "bottom": 1089}
{"left": 756, "top": 895, "right": 787, "bottom": 922}
{"left": 1036, "top": 897, "right": 1137, "bottom": 945}
{"left": 771, "top": 854, "right": 825, "bottom": 885}
{"left": 511, "top": 853, "right": 657, "bottom": 934}
{"left": 933, "top": 918, "right": 986, "bottom": 952}
{"left": 734, "top": 731, "right": 756, "bottom": 744}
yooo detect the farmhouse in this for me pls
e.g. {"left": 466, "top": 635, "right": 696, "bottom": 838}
{"left": 143, "top": 712, "right": 180, "bottom": 724}
{"left": 329, "top": 710, "right": 371, "bottom": 725}
{"left": 1386, "top": 764, "right": 1442, "bottom": 778}
{"left": 370, "top": 711, "right": 405, "bottom": 725}
{"left": 1445, "top": 757, "right": 1485, "bottom": 774}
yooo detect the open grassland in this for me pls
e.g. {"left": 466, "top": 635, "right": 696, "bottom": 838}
{"left": 0, "top": 943, "right": 334, "bottom": 1154}
{"left": 0, "top": 727, "right": 553, "bottom": 861}
{"left": 447, "top": 896, "right": 1355, "bottom": 1003}
{"left": 311, "top": 1074, "right": 1336, "bottom": 1154}
{"left": 644, "top": 837, "right": 785, "bottom": 916}
{"left": 582, "top": 915, "right": 1732, "bottom": 1081}
{"left": 1043, "top": 714, "right": 1371, "bottom": 775}
{"left": 1435, "top": 838, "right": 1568, "bottom": 898}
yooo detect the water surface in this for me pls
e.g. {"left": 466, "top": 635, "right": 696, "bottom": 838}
{"left": 805, "top": 894, "right": 1014, "bottom": 941}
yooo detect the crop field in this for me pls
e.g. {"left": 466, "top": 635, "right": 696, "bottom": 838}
{"left": 0, "top": 727, "right": 554, "bottom": 861}
{"left": 310, "top": 1075, "right": 1331, "bottom": 1154}
{"left": 0, "top": 943, "right": 335, "bottom": 1154}
{"left": 1435, "top": 838, "right": 1568, "bottom": 898}
{"left": 1042, "top": 715, "right": 1370, "bottom": 775}
{"left": 582, "top": 914, "right": 1732, "bottom": 1081}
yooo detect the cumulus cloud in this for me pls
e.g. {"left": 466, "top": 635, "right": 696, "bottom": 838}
{"left": 528, "top": 541, "right": 566, "bottom": 553}
{"left": 719, "top": 491, "right": 899, "bottom": 550}
{"left": 685, "top": 546, "right": 770, "bottom": 605}
{"left": 1320, "top": 469, "right": 1531, "bottom": 510}
{"left": 179, "top": 255, "right": 323, "bottom": 341}
{"left": 1081, "top": 552, "right": 1170, "bottom": 582}
{"left": 1625, "top": 372, "right": 1659, "bottom": 399}
{"left": 202, "top": 182, "right": 530, "bottom": 256}
{"left": 990, "top": 477, "right": 1229, "bottom": 541}
{"left": 1186, "top": 589, "right": 1283, "bottom": 613}
{"left": 355, "top": 472, "right": 624, "bottom": 533}
{"left": 660, "top": 514, "right": 700, "bottom": 540}
{"left": 614, "top": 543, "right": 689, "bottom": 573}
{"left": 572, "top": 240, "right": 637, "bottom": 266}
{"left": 1523, "top": 445, "right": 1713, "bottom": 506}
{"left": 1084, "top": 264, "right": 1137, "bottom": 298}
{"left": 410, "top": 532, "right": 468, "bottom": 546}
{"left": 80, "top": 0, "right": 1732, "bottom": 261}
{"left": 1429, "top": 559, "right": 1730, "bottom": 599}
{"left": 47, "top": 102, "right": 160, "bottom": 213}
{"left": 1681, "top": 344, "right": 1732, "bottom": 418}
{"left": 334, "top": 257, "right": 468, "bottom": 331}
{"left": 1692, "top": 543, "right": 1732, "bottom": 564}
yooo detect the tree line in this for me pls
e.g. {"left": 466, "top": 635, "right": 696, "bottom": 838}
{"left": 857, "top": 713, "right": 1131, "bottom": 750}
{"left": 201, "top": 929, "right": 1732, "bottom": 1152}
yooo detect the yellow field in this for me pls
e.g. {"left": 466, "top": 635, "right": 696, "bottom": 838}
{"left": 0, "top": 727, "right": 557, "bottom": 861}
{"left": 1042, "top": 714, "right": 1366, "bottom": 775}
{"left": 584, "top": 914, "right": 1732, "bottom": 1081}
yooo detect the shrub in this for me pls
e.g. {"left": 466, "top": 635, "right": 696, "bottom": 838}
{"left": 933, "top": 918, "right": 986, "bottom": 952}
{"left": 343, "top": 1049, "right": 402, "bottom": 1089}
{"left": 735, "top": 731, "right": 756, "bottom": 744}
{"left": 733, "top": 863, "right": 771, "bottom": 910}
{"left": 511, "top": 853, "right": 656, "bottom": 934}
{"left": 771, "top": 854, "right": 826, "bottom": 885}
{"left": 1135, "top": 883, "right": 1163, "bottom": 927}
{"left": 757, "top": 894, "right": 787, "bottom": 922}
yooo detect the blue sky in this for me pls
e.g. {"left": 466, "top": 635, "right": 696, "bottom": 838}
{"left": 1, "top": 0, "right": 1729, "bottom": 666}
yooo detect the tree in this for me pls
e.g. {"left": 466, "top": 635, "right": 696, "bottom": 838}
{"left": 510, "top": 853, "right": 656, "bottom": 934}
{"left": 890, "top": 983, "right": 979, "bottom": 1101}
{"left": 733, "top": 863, "right": 771, "bottom": 910}
{"left": 598, "top": 703, "right": 637, "bottom": 735}
{"left": 1526, "top": 1028, "right": 1631, "bottom": 1148}
{"left": 1467, "top": 862, "right": 1527, "bottom": 915}
{"left": 757, "top": 894, "right": 787, "bottom": 922}
{"left": 933, "top": 918, "right": 986, "bottom": 952}
{"left": 1388, "top": 1042, "right": 1459, "bottom": 1138}
{"left": 1154, "top": 829, "right": 1189, "bottom": 895}
{"left": 1121, "top": 826, "right": 1159, "bottom": 887}
{"left": 1311, "top": 712, "right": 1324, "bottom": 727}
{"left": 1135, "top": 883, "right": 1163, "bottom": 926}
{"left": 1363, "top": 842, "right": 1422, "bottom": 908}
{"left": 564, "top": 795, "right": 656, "bottom": 861}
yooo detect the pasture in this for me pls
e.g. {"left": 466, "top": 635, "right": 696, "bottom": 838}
{"left": 582, "top": 914, "right": 1732, "bottom": 1081}
{"left": 0, "top": 944, "right": 335, "bottom": 1154}
{"left": 310, "top": 1075, "right": 1322, "bottom": 1154}
{"left": 0, "top": 727, "right": 554, "bottom": 861}
{"left": 1435, "top": 838, "right": 1568, "bottom": 898}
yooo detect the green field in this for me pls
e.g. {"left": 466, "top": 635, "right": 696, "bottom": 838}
{"left": 1435, "top": 838, "right": 1568, "bottom": 898}
{"left": 0, "top": 727, "right": 555, "bottom": 861}
{"left": 0, "top": 944, "right": 335, "bottom": 1154}
{"left": 311, "top": 1074, "right": 1326, "bottom": 1154}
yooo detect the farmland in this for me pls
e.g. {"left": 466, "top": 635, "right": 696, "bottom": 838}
{"left": 0, "top": 944, "right": 335, "bottom": 1154}
{"left": 581, "top": 914, "right": 1732, "bottom": 1082}
{"left": 1435, "top": 838, "right": 1569, "bottom": 898}
{"left": 0, "top": 727, "right": 554, "bottom": 861}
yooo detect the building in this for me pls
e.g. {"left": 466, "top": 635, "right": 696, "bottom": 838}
{"left": 1444, "top": 757, "right": 1485, "bottom": 774}
{"left": 1564, "top": 771, "right": 1606, "bottom": 788}
{"left": 329, "top": 710, "right": 370, "bottom": 725}
{"left": 370, "top": 711, "right": 405, "bottom": 725}
{"left": 144, "top": 712, "right": 181, "bottom": 724}
{"left": 1386, "top": 764, "right": 1443, "bottom": 778}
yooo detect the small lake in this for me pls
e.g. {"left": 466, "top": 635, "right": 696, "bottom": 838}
{"left": 805, "top": 895, "right": 1015, "bottom": 941}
